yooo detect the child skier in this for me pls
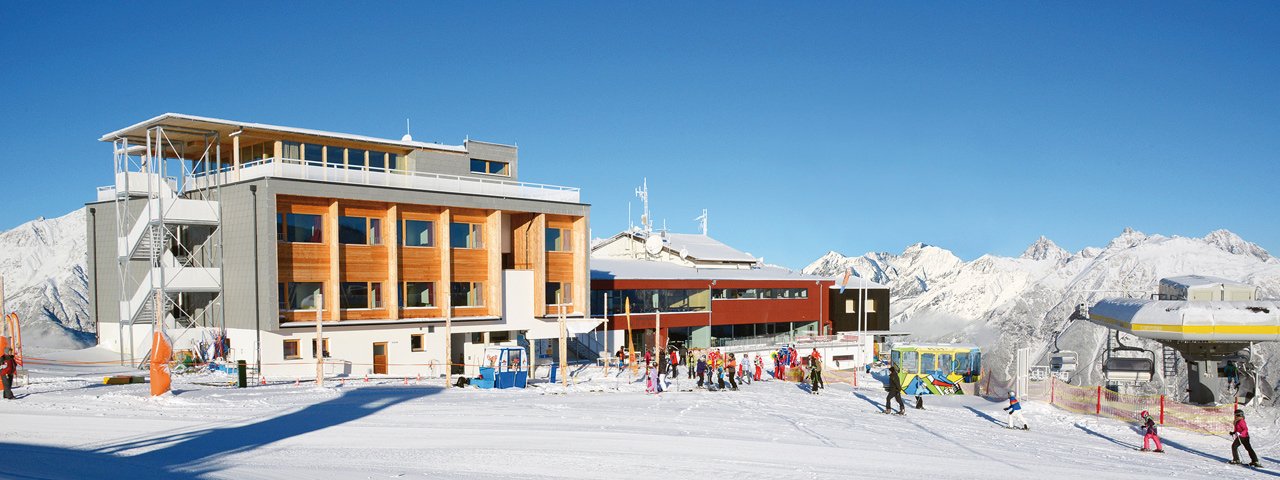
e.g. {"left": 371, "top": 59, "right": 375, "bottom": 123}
{"left": 1230, "top": 409, "right": 1260, "bottom": 467}
{"left": 1139, "top": 410, "right": 1163, "bottom": 453}
{"left": 884, "top": 363, "right": 905, "bottom": 415}
{"left": 754, "top": 355, "right": 763, "bottom": 381}
{"left": 1004, "top": 392, "right": 1029, "bottom": 430}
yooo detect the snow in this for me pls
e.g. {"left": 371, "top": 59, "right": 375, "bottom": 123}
{"left": 591, "top": 257, "right": 819, "bottom": 282}
{"left": 661, "top": 233, "right": 758, "bottom": 262}
{"left": 0, "top": 363, "right": 1276, "bottom": 479}
{"left": 0, "top": 208, "right": 93, "bottom": 349}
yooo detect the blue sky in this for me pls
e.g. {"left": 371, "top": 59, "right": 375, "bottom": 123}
{"left": 1, "top": 2, "right": 1277, "bottom": 268}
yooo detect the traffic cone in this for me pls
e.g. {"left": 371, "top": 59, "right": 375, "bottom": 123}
{"left": 364, "top": 373, "right": 369, "bottom": 383}
{"left": 260, "top": 375, "right": 266, "bottom": 386}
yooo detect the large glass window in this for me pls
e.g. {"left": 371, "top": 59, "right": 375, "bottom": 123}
{"left": 340, "top": 282, "right": 382, "bottom": 309}
{"left": 902, "top": 351, "right": 919, "bottom": 373}
{"left": 325, "top": 146, "right": 344, "bottom": 166}
{"left": 402, "top": 220, "right": 434, "bottom": 247}
{"left": 956, "top": 352, "right": 971, "bottom": 374}
{"left": 591, "top": 289, "right": 711, "bottom": 315}
{"left": 282, "top": 141, "right": 302, "bottom": 160}
{"left": 284, "top": 282, "right": 323, "bottom": 310}
{"left": 279, "top": 213, "right": 323, "bottom": 243}
{"left": 451, "top": 282, "right": 483, "bottom": 307}
{"left": 239, "top": 142, "right": 273, "bottom": 162}
{"left": 347, "top": 149, "right": 367, "bottom": 168}
{"left": 546, "top": 227, "right": 570, "bottom": 252}
{"left": 940, "top": 354, "right": 953, "bottom": 374}
{"left": 339, "top": 216, "right": 382, "bottom": 245}
{"left": 546, "top": 282, "right": 572, "bottom": 305}
{"left": 402, "top": 282, "right": 435, "bottom": 308}
{"left": 369, "top": 151, "right": 388, "bottom": 171}
{"left": 469, "top": 159, "right": 509, "bottom": 176}
{"left": 450, "top": 222, "right": 483, "bottom": 249}
{"left": 304, "top": 143, "right": 323, "bottom": 163}
{"left": 713, "top": 288, "right": 808, "bottom": 300}
{"left": 921, "top": 353, "right": 936, "bottom": 373}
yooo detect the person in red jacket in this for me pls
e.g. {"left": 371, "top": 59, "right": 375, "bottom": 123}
{"left": 0, "top": 348, "right": 16, "bottom": 400}
{"left": 1139, "top": 411, "right": 1163, "bottom": 453}
{"left": 1230, "top": 410, "right": 1260, "bottom": 467}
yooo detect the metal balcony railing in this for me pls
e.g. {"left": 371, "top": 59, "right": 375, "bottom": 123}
{"left": 185, "top": 157, "right": 581, "bottom": 203}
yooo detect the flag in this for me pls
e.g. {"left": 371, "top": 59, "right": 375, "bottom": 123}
{"left": 150, "top": 330, "right": 173, "bottom": 396}
{"left": 839, "top": 268, "right": 852, "bottom": 294}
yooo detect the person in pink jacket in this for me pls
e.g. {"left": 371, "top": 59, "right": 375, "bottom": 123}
{"left": 1230, "top": 410, "right": 1260, "bottom": 467}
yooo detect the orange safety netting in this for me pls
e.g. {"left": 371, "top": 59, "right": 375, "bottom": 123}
{"left": 1037, "top": 377, "right": 1234, "bottom": 435}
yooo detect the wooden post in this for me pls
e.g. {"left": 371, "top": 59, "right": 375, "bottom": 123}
{"left": 386, "top": 205, "right": 399, "bottom": 321}
{"left": 1159, "top": 395, "right": 1165, "bottom": 425}
{"left": 558, "top": 293, "right": 568, "bottom": 386}
{"left": 1050, "top": 377, "right": 1056, "bottom": 404}
{"left": 444, "top": 290, "right": 452, "bottom": 389}
{"left": 316, "top": 294, "right": 324, "bottom": 387}
{"left": 626, "top": 298, "right": 636, "bottom": 375}
{"left": 441, "top": 208, "right": 451, "bottom": 389}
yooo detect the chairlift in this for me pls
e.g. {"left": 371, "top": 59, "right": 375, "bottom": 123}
{"left": 1048, "top": 329, "right": 1078, "bottom": 379}
{"left": 1102, "top": 330, "right": 1155, "bottom": 383}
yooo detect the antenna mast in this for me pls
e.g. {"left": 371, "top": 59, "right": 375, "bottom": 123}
{"left": 634, "top": 178, "right": 650, "bottom": 233}
{"left": 695, "top": 209, "right": 708, "bottom": 236}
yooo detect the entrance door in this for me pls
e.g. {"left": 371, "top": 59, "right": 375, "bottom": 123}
{"left": 373, "top": 342, "right": 388, "bottom": 374}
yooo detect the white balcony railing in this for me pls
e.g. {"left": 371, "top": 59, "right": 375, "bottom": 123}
{"left": 186, "top": 157, "right": 581, "bottom": 203}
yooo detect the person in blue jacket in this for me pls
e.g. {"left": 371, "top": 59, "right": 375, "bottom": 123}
{"left": 1004, "top": 392, "right": 1029, "bottom": 430}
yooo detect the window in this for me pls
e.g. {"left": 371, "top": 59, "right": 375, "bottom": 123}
{"left": 590, "top": 289, "right": 711, "bottom": 315}
{"left": 325, "top": 146, "right": 344, "bottom": 166}
{"left": 402, "top": 220, "right": 434, "bottom": 247}
{"left": 284, "top": 282, "right": 324, "bottom": 310}
{"left": 866, "top": 298, "right": 876, "bottom": 313}
{"left": 546, "top": 282, "right": 572, "bottom": 305}
{"left": 940, "top": 354, "right": 953, "bottom": 374}
{"left": 239, "top": 142, "right": 273, "bottom": 162}
{"left": 283, "top": 339, "right": 300, "bottom": 360}
{"left": 471, "top": 332, "right": 485, "bottom": 344}
{"left": 469, "top": 159, "right": 509, "bottom": 176}
{"left": 339, "top": 216, "right": 382, "bottom": 245}
{"left": 546, "top": 227, "right": 571, "bottom": 252}
{"left": 279, "top": 213, "right": 323, "bottom": 243}
{"left": 282, "top": 141, "right": 302, "bottom": 160}
{"left": 347, "top": 149, "right": 367, "bottom": 168}
{"left": 491, "top": 331, "right": 510, "bottom": 343}
{"left": 450, "top": 222, "right": 483, "bottom": 249}
{"left": 304, "top": 143, "right": 323, "bottom": 163}
{"left": 956, "top": 352, "right": 971, "bottom": 374}
{"left": 451, "top": 282, "right": 483, "bottom": 307}
{"left": 369, "top": 151, "right": 389, "bottom": 171}
{"left": 902, "top": 351, "right": 919, "bottom": 373}
{"left": 712, "top": 288, "right": 808, "bottom": 300}
{"left": 402, "top": 282, "right": 435, "bottom": 308}
{"left": 410, "top": 334, "right": 424, "bottom": 352}
{"left": 340, "top": 282, "right": 383, "bottom": 309}
{"left": 278, "top": 283, "right": 287, "bottom": 311}
{"left": 311, "top": 338, "right": 331, "bottom": 358}
{"left": 921, "top": 353, "right": 937, "bottom": 373}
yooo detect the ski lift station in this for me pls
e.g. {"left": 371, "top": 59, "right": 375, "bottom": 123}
{"left": 1071, "top": 275, "right": 1280, "bottom": 404}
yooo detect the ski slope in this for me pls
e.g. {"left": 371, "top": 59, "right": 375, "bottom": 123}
{"left": 0, "top": 362, "right": 1276, "bottom": 479}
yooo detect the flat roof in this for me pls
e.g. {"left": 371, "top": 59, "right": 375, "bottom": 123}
{"left": 592, "top": 257, "right": 828, "bottom": 282}
{"left": 1161, "top": 275, "right": 1254, "bottom": 289}
{"left": 99, "top": 113, "right": 468, "bottom": 153}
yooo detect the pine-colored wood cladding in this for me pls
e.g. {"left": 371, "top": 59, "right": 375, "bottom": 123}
{"left": 276, "top": 195, "right": 584, "bottom": 322}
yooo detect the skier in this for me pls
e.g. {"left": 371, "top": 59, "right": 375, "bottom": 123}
{"left": 726, "top": 354, "right": 739, "bottom": 390}
{"left": 669, "top": 348, "right": 680, "bottom": 378}
{"left": 1139, "top": 410, "right": 1163, "bottom": 453}
{"left": 1224, "top": 361, "right": 1240, "bottom": 391}
{"left": 915, "top": 392, "right": 925, "bottom": 410}
{"left": 687, "top": 350, "right": 696, "bottom": 379}
{"left": 739, "top": 353, "right": 752, "bottom": 385}
{"left": 884, "top": 362, "right": 905, "bottom": 414}
{"left": 809, "top": 355, "right": 822, "bottom": 394}
{"left": 716, "top": 356, "right": 727, "bottom": 390}
{"left": 1229, "top": 409, "right": 1260, "bottom": 467}
{"left": 754, "top": 355, "right": 763, "bottom": 381}
{"left": 1004, "top": 392, "right": 1029, "bottom": 430}
{"left": 696, "top": 355, "right": 707, "bottom": 388}
{"left": 0, "top": 348, "right": 15, "bottom": 400}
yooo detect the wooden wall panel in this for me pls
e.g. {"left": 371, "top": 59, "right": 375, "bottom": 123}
{"left": 277, "top": 243, "right": 328, "bottom": 281}
{"left": 401, "top": 248, "right": 441, "bottom": 281}
{"left": 401, "top": 308, "right": 444, "bottom": 319}
{"left": 451, "top": 249, "right": 489, "bottom": 280}
{"left": 532, "top": 214, "right": 547, "bottom": 317}
{"left": 546, "top": 253, "right": 574, "bottom": 282}
{"left": 338, "top": 245, "right": 388, "bottom": 281}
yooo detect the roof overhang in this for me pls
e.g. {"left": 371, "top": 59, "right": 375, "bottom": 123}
{"left": 99, "top": 113, "right": 467, "bottom": 153}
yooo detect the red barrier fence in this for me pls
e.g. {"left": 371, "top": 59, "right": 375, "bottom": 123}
{"left": 1034, "top": 377, "right": 1233, "bottom": 435}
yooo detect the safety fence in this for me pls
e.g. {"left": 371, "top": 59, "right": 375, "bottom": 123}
{"left": 1033, "top": 377, "right": 1234, "bottom": 435}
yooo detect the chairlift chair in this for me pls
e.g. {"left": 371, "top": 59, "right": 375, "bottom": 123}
{"left": 1101, "top": 331, "right": 1155, "bottom": 384}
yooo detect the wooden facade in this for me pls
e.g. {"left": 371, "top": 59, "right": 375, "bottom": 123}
{"left": 277, "top": 195, "right": 586, "bottom": 324}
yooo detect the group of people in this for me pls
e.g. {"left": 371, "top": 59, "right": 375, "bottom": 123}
{"left": 619, "top": 344, "right": 826, "bottom": 395}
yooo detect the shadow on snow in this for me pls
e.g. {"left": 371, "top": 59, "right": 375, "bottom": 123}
{"left": 0, "top": 386, "right": 441, "bottom": 479}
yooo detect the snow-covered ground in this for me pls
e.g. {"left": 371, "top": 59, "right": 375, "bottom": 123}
{"left": 0, "top": 361, "right": 1277, "bottom": 479}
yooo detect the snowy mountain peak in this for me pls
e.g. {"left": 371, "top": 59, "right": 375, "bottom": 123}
{"left": 1106, "top": 227, "right": 1148, "bottom": 250}
{"left": 1203, "top": 229, "right": 1272, "bottom": 262}
{"left": 1020, "top": 236, "right": 1068, "bottom": 262}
